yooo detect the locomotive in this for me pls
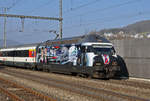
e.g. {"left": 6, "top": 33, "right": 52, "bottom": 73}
{"left": 0, "top": 34, "right": 121, "bottom": 78}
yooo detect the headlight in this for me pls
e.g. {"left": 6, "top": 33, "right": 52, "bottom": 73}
{"left": 112, "top": 61, "right": 117, "bottom": 65}
{"left": 95, "top": 63, "right": 101, "bottom": 66}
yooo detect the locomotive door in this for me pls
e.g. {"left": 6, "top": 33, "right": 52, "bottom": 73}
{"left": 78, "top": 46, "right": 90, "bottom": 74}
{"left": 80, "top": 46, "right": 87, "bottom": 66}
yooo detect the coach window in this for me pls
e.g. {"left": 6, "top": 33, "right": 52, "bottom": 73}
{"left": 3, "top": 52, "right": 5, "bottom": 56}
{"left": 3, "top": 52, "right": 6, "bottom": 57}
{"left": 21, "top": 51, "right": 23, "bottom": 57}
{"left": 5, "top": 52, "right": 7, "bottom": 57}
{"left": 20, "top": 50, "right": 23, "bottom": 57}
{"left": 15, "top": 51, "right": 18, "bottom": 57}
{"left": 3, "top": 52, "right": 6, "bottom": 56}
{"left": 26, "top": 50, "right": 29, "bottom": 57}
{"left": 8, "top": 51, "right": 12, "bottom": 57}
{"left": 1, "top": 52, "right": 3, "bottom": 57}
{"left": 23, "top": 50, "right": 28, "bottom": 57}
{"left": 0, "top": 52, "right": 3, "bottom": 56}
{"left": 3, "top": 52, "right": 4, "bottom": 56}
{"left": 11, "top": 51, "right": 14, "bottom": 57}
{"left": 16, "top": 51, "right": 18, "bottom": 57}
{"left": 7, "top": 51, "right": 10, "bottom": 57}
{"left": 15, "top": 51, "right": 20, "bottom": 57}
{"left": 17, "top": 51, "right": 19, "bottom": 57}
{"left": 8, "top": 51, "right": 10, "bottom": 56}
{"left": 15, "top": 51, "right": 17, "bottom": 57}
{"left": 19, "top": 51, "right": 22, "bottom": 57}
{"left": 14, "top": 51, "right": 16, "bottom": 57}
{"left": 22, "top": 50, "right": 26, "bottom": 57}
{"left": 5, "top": 52, "right": 7, "bottom": 56}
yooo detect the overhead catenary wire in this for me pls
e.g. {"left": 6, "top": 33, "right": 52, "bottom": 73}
{"left": 54, "top": 0, "right": 102, "bottom": 17}
{"left": 23, "top": 0, "right": 56, "bottom": 14}
{"left": 63, "top": 11, "right": 150, "bottom": 30}
{"left": 63, "top": 0, "right": 102, "bottom": 14}
{"left": 64, "top": 0, "right": 141, "bottom": 19}
{"left": 8, "top": 0, "right": 22, "bottom": 10}
{"left": 0, "top": 0, "right": 23, "bottom": 12}
{"left": 62, "top": 0, "right": 144, "bottom": 33}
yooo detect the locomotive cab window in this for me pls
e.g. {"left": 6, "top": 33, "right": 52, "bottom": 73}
{"left": 92, "top": 45, "right": 115, "bottom": 55}
{"left": 0, "top": 52, "right": 2, "bottom": 56}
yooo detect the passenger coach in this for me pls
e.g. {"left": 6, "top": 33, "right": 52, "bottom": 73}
{"left": 0, "top": 44, "right": 37, "bottom": 68}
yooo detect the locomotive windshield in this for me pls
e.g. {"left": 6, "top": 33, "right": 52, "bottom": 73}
{"left": 85, "top": 45, "right": 115, "bottom": 55}
{"left": 93, "top": 47, "right": 114, "bottom": 55}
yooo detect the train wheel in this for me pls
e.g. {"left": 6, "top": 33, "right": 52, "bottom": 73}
{"left": 87, "top": 75, "right": 92, "bottom": 79}
{"left": 32, "top": 66, "right": 37, "bottom": 71}
{"left": 71, "top": 72, "right": 77, "bottom": 76}
{"left": 76, "top": 73, "right": 80, "bottom": 78}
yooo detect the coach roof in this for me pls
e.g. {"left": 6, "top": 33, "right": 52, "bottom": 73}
{"left": 0, "top": 43, "right": 39, "bottom": 50}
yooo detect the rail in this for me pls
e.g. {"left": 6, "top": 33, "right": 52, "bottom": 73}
{"left": 0, "top": 77, "right": 57, "bottom": 101}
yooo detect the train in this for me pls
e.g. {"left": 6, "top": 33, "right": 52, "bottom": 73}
{"left": 0, "top": 34, "right": 121, "bottom": 78}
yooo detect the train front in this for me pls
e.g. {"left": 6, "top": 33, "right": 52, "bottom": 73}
{"left": 82, "top": 42, "right": 120, "bottom": 78}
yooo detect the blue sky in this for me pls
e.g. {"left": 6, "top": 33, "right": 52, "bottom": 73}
{"left": 0, "top": 0, "right": 150, "bottom": 44}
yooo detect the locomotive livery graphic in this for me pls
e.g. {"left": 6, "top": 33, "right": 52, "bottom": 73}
{"left": 0, "top": 34, "right": 121, "bottom": 78}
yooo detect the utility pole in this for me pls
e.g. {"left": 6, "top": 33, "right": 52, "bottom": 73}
{"left": 59, "top": 0, "right": 63, "bottom": 39}
{"left": 3, "top": 8, "right": 7, "bottom": 48}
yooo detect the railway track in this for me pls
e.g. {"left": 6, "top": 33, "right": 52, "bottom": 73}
{"left": 0, "top": 67, "right": 149, "bottom": 101}
{"left": 0, "top": 76, "right": 56, "bottom": 101}
{"left": 109, "top": 79, "right": 150, "bottom": 89}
